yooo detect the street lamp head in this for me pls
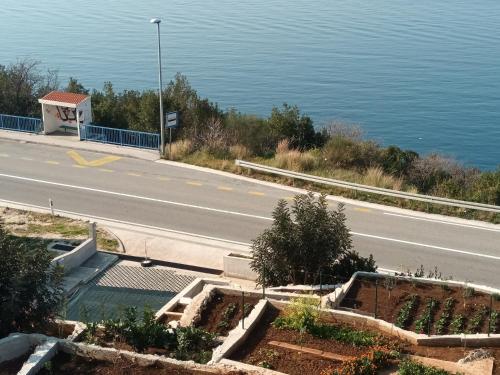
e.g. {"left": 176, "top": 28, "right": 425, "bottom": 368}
{"left": 150, "top": 18, "right": 161, "bottom": 24}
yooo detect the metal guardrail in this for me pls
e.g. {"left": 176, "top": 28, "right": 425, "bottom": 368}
{"left": 80, "top": 124, "right": 160, "bottom": 150}
{"left": 0, "top": 114, "right": 43, "bottom": 133}
{"left": 235, "top": 160, "right": 500, "bottom": 213}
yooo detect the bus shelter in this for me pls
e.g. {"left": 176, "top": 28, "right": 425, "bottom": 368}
{"left": 38, "top": 91, "right": 92, "bottom": 137}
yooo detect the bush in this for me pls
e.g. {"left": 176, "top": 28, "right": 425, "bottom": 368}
{"left": 0, "top": 226, "right": 64, "bottom": 337}
{"left": 322, "top": 135, "right": 381, "bottom": 170}
{"left": 174, "top": 326, "right": 217, "bottom": 364}
{"left": 273, "top": 297, "right": 320, "bottom": 332}
{"left": 363, "top": 167, "right": 404, "bottom": 190}
{"left": 330, "top": 251, "right": 377, "bottom": 280}
{"left": 380, "top": 146, "right": 419, "bottom": 176}
{"left": 169, "top": 139, "right": 194, "bottom": 161}
{"left": 250, "top": 193, "right": 373, "bottom": 287}
{"left": 398, "top": 359, "right": 451, "bottom": 375}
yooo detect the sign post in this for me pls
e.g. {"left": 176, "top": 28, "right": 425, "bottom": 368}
{"left": 166, "top": 111, "right": 179, "bottom": 160}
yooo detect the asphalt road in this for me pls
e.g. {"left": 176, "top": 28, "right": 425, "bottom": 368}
{"left": 1, "top": 139, "right": 499, "bottom": 287}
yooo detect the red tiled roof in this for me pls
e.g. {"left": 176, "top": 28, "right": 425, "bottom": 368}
{"left": 40, "top": 91, "right": 89, "bottom": 105}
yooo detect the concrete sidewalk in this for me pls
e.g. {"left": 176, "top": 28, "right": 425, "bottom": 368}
{"left": 0, "top": 129, "right": 160, "bottom": 161}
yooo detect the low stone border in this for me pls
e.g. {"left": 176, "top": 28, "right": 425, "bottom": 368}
{"left": 220, "top": 359, "right": 287, "bottom": 375}
{"left": 50, "top": 223, "right": 97, "bottom": 273}
{"left": 155, "top": 278, "right": 230, "bottom": 321}
{"left": 324, "top": 271, "right": 500, "bottom": 347}
{"left": 404, "top": 353, "right": 494, "bottom": 375}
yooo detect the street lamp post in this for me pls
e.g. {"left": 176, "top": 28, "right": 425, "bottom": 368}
{"left": 150, "top": 18, "right": 165, "bottom": 156}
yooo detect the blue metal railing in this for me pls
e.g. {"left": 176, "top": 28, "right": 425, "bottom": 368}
{"left": 0, "top": 114, "right": 43, "bottom": 133}
{"left": 80, "top": 124, "right": 160, "bottom": 150}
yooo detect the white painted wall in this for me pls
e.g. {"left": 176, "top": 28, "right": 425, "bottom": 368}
{"left": 42, "top": 98, "right": 92, "bottom": 135}
{"left": 50, "top": 223, "right": 97, "bottom": 273}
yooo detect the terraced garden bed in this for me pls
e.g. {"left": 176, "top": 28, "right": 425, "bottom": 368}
{"left": 37, "top": 352, "right": 243, "bottom": 375}
{"left": 340, "top": 275, "right": 500, "bottom": 335}
{"left": 230, "top": 303, "right": 403, "bottom": 374}
{"left": 197, "top": 292, "right": 259, "bottom": 336}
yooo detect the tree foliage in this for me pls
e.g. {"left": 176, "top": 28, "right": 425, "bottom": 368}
{"left": 0, "top": 226, "right": 64, "bottom": 337}
{"left": 0, "top": 59, "right": 58, "bottom": 117}
{"left": 250, "top": 193, "right": 376, "bottom": 286}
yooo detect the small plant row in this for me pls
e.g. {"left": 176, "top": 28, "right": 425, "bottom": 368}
{"left": 466, "top": 305, "right": 488, "bottom": 334}
{"left": 415, "top": 298, "right": 439, "bottom": 334}
{"left": 449, "top": 314, "right": 465, "bottom": 334}
{"left": 217, "top": 303, "right": 238, "bottom": 332}
{"left": 395, "top": 294, "right": 419, "bottom": 329}
{"left": 490, "top": 311, "right": 499, "bottom": 333}
{"left": 434, "top": 297, "right": 455, "bottom": 335}
{"left": 398, "top": 359, "right": 452, "bottom": 375}
{"left": 320, "top": 347, "right": 395, "bottom": 375}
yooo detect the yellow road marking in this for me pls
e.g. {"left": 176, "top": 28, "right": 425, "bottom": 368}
{"left": 67, "top": 150, "right": 121, "bottom": 167}
{"left": 72, "top": 165, "right": 87, "bottom": 169}
{"left": 249, "top": 191, "right": 265, "bottom": 196}
{"left": 45, "top": 160, "right": 60, "bottom": 165}
{"left": 21, "top": 157, "right": 33, "bottom": 161}
{"left": 285, "top": 196, "right": 295, "bottom": 201}
{"left": 99, "top": 168, "right": 114, "bottom": 173}
{"left": 218, "top": 186, "right": 233, "bottom": 191}
{"left": 0, "top": 153, "right": 9, "bottom": 157}
{"left": 158, "top": 176, "right": 171, "bottom": 181}
{"left": 354, "top": 207, "right": 372, "bottom": 213}
{"left": 186, "top": 181, "right": 203, "bottom": 187}
{"left": 127, "top": 172, "right": 142, "bottom": 177}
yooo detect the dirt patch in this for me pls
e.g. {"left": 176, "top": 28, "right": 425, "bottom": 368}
{"left": 0, "top": 207, "right": 119, "bottom": 252}
{"left": 37, "top": 352, "right": 244, "bottom": 374}
{"left": 197, "top": 293, "right": 259, "bottom": 336}
{"left": 0, "top": 350, "right": 33, "bottom": 375}
{"left": 340, "top": 276, "right": 500, "bottom": 334}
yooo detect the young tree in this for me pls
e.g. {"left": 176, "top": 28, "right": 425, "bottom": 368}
{"left": 0, "top": 226, "right": 64, "bottom": 337}
{"left": 250, "top": 193, "right": 376, "bottom": 287}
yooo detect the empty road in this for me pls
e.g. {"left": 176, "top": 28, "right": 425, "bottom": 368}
{"left": 0, "top": 138, "right": 499, "bottom": 286}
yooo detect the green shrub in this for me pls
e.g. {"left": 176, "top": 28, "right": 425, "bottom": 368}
{"left": 434, "top": 298, "right": 455, "bottom": 335}
{"left": 273, "top": 297, "right": 320, "bottom": 332}
{"left": 415, "top": 298, "right": 438, "bottom": 334}
{"left": 308, "top": 323, "right": 375, "bottom": 347}
{"left": 395, "top": 295, "right": 419, "bottom": 329}
{"left": 398, "top": 359, "right": 452, "bottom": 375}
{"left": 449, "top": 314, "right": 465, "bottom": 334}
{"left": 174, "top": 326, "right": 217, "bottom": 364}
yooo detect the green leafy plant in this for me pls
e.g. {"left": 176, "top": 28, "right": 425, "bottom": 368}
{"left": 398, "top": 359, "right": 452, "bottom": 375}
{"left": 273, "top": 297, "right": 320, "bottom": 332}
{"left": 489, "top": 311, "right": 499, "bottom": 333}
{"left": 466, "top": 305, "right": 488, "bottom": 334}
{"left": 434, "top": 298, "right": 455, "bottom": 335}
{"left": 415, "top": 298, "right": 438, "bottom": 334}
{"left": 395, "top": 295, "right": 419, "bottom": 329}
{"left": 449, "top": 314, "right": 465, "bottom": 334}
{"left": 308, "top": 323, "right": 376, "bottom": 347}
{"left": 174, "top": 326, "right": 217, "bottom": 364}
{"left": 216, "top": 303, "right": 238, "bottom": 332}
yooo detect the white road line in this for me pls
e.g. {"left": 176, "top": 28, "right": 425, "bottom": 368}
{"left": 383, "top": 212, "right": 500, "bottom": 232}
{"left": 0, "top": 173, "right": 273, "bottom": 222}
{"left": 351, "top": 231, "right": 500, "bottom": 261}
{"left": 1, "top": 172, "right": 498, "bottom": 262}
{"left": 0, "top": 198, "right": 252, "bottom": 247}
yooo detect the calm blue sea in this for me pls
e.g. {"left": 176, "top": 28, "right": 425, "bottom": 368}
{"left": 1, "top": 1, "right": 499, "bottom": 169}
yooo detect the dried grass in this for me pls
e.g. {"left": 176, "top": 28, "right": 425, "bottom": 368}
{"left": 229, "top": 144, "right": 250, "bottom": 160}
{"left": 169, "top": 139, "right": 194, "bottom": 161}
{"left": 363, "top": 167, "right": 404, "bottom": 190}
